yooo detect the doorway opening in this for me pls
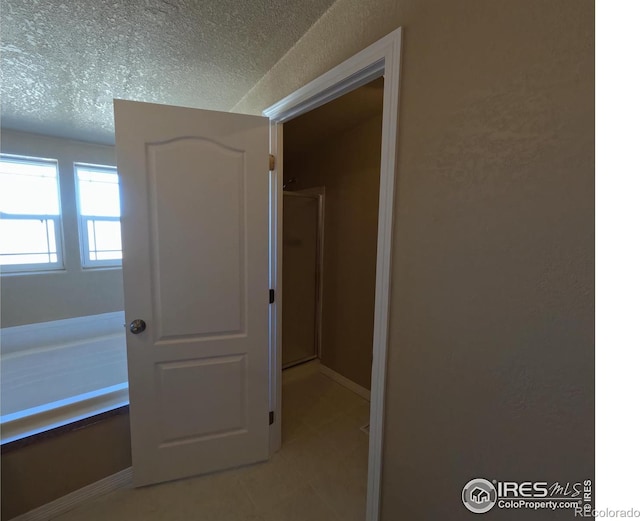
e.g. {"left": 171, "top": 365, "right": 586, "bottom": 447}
{"left": 265, "top": 27, "right": 402, "bottom": 521}
{"left": 278, "top": 76, "right": 384, "bottom": 519}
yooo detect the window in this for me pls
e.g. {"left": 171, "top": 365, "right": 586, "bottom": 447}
{"left": 75, "top": 164, "right": 122, "bottom": 268}
{"left": 0, "top": 155, "right": 63, "bottom": 272}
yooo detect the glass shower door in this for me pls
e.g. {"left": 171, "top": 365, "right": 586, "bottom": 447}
{"left": 282, "top": 192, "right": 321, "bottom": 368}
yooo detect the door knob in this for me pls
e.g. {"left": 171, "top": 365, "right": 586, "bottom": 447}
{"left": 129, "top": 319, "right": 147, "bottom": 334}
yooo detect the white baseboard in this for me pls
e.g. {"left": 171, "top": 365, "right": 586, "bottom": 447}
{"left": 11, "top": 467, "right": 132, "bottom": 521}
{"left": 318, "top": 364, "right": 371, "bottom": 401}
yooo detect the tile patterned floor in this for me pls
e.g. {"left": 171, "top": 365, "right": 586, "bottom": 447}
{"left": 53, "top": 361, "right": 370, "bottom": 521}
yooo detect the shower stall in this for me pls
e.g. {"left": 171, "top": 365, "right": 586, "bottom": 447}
{"left": 282, "top": 190, "right": 324, "bottom": 368}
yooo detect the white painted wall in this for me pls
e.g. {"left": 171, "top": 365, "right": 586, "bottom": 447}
{"left": 0, "top": 129, "right": 124, "bottom": 327}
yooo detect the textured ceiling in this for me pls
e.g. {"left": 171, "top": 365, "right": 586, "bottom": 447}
{"left": 1, "top": 0, "right": 337, "bottom": 144}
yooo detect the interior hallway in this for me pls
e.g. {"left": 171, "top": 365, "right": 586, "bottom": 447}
{"left": 52, "top": 361, "right": 370, "bottom": 521}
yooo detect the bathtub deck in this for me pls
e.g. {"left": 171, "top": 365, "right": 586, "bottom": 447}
{"left": 1, "top": 312, "right": 128, "bottom": 417}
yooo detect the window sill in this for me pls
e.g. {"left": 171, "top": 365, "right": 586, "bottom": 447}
{"left": 80, "top": 265, "right": 123, "bottom": 272}
{"left": 0, "top": 383, "right": 129, "bottom": 445}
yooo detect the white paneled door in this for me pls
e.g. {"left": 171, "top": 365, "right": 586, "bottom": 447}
{"left": 114, "top": 100, "right": 270, "bottom": 486}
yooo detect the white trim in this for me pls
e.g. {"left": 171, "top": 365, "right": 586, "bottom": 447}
{"left": 318, "top": 364, "right": 371, "bottom": 401}
{"left": 1, "top": 383, "right": 129, "bottom": 445}
{"left": 263, "top": 27, "right": 402, "bottom": 521}
{"left": 267, "top": 122, "right": 284, "bottom": 455}
{"left": 263, "top": 62, "right": 385, "bottom": 124}
{"left": 9, "top": 467, "right": 132, "bottom": 521}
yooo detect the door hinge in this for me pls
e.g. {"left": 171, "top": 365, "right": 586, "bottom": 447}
{"left": 269, "top": 289, "right": 275, "bottom": 304}
{"left": 269, "top": 154, "right": 275, "bottom": 171}
{"left": 269, "top": 411, "right": 275, "bottom": 425}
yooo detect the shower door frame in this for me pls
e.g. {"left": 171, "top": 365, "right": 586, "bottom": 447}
{"left": 282, "top": 189, "right": 325, "bottom": 368}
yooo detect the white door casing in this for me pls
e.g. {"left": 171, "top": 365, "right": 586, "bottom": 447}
{"left": 114, "top": 100, "right": 270, "bottom": 487}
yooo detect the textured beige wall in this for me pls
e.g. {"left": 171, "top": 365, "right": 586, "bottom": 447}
{"left": 237, "top": 0, "right": 594, "bottom": 518}
{"left": 0, "top": 130, "right": 125, "bottom": 327}
{"left": 285, "top": 113, "right": 382, "bottom": 390}
{"left": 0, "top": 412, "right": 132, "bottom": 520}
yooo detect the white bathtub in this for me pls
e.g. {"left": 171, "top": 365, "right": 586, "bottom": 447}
{"left": 1, "top": 311, "right": 129, "bottom": 443}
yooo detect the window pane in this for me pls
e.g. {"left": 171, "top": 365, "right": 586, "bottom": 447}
{"left": 88, "top": 220, "right": 97, "bottom": 252}
{"left": 1, "top": 253, "right": 53, "bottom": 265}
{"left": 93, "top": 220, "right": 122, "bottom": 253}
{"left": 0, "top": 158, "right": 60, "bottom": 215}
{"left": 84, "top": 219, "right": 122, "bottom": 262}
{"left": 95, "top": 251, "right": 123, "bottom": 261}
{"left": 0, "top": 219, "right": 57, "bottom": 265}
{"left": 76, "top": 168, "right": 120, "bottom": 217}
{"left": 46, "top": 220, "right": 56, "bottom": 255}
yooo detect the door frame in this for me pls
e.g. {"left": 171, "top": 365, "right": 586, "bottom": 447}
{"left": 263, "top": 27, "right": 402, "bottom": 521}
{"left": 282, "top": 189, "right": 325, "bottom": 367}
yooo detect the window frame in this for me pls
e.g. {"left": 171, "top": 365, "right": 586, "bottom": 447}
{"left": 0, "top": 154, "right": 65, "bottom": 274}
{"left": 74, "top": 163, "right": 122, "bottom": 269}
